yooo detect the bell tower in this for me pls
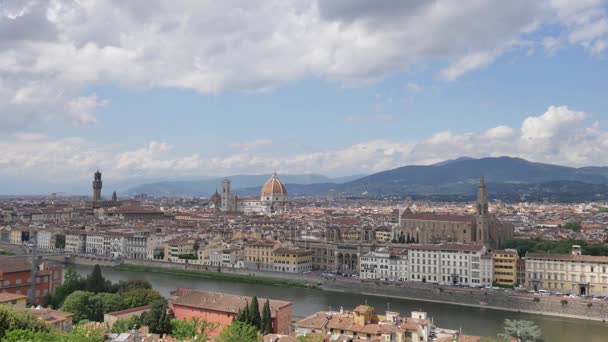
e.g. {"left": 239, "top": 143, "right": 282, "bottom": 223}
{"left": 476, "top": 176, "right": 490, "bottom": 244}
{"left": 92, "top": 170, "right": 102, "bottom": 202}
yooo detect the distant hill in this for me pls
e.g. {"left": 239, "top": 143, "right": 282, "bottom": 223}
{"left": 125, "top": 173, "right": 365, "bottom": 197}
{"left": 125, "top": 156, "right": 608, "bottom": 201}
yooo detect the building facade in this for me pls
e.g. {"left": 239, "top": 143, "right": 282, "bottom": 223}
{"left": 526, "top": 245, "right": 608, "bottom": 296}
{"left": 492, "top": 249, "right": 518, "bottom": 287}
{"left": 395, "top": 177, "right": 513, "bottom": 248}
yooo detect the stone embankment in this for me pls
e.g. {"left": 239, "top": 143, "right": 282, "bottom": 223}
{"left": 322, "top": 280, "right": 608, "bottom": 322}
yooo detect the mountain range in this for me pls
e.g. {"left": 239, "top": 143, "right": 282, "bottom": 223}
{"left": 232, "top": 157, "right": 608, "bottom": 202}
{"left": 122, "top": 156, "right": 608, "bottom": 202}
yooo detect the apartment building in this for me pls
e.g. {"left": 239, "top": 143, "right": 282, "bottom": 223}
{"left": 409, "top": 244, "right": 489, "bottom": 287}
{"left": 360, "top": 249, "right": 408, "bottom": 282}
{"left": 244, "top": 239, "right": 276, "bottom": 271}
{"left": 65, "top": 231, "right": 86, "bottom": 253}
{"left": 526, "top": 245, "right": 608, "bottom": 296}
{"left": 272, "top": 247, "right": 313, "bottom": 273}
{"left": 492, "top": 249, "right": 518, "bottom": 287}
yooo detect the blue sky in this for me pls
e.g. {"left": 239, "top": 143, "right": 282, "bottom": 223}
{"left": 1, "top": 0, "right": 608, "bottom": 193}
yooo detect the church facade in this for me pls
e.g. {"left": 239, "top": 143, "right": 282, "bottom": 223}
{"left": 394, "top": 177, "right": 513, "bottom": 249}
{"left": 209, "top": 171, "right": 288, "bottom": 214}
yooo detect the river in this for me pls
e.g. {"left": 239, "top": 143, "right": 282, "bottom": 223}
{"left": 73, "top": 265, "right": 607, "bottom": 341}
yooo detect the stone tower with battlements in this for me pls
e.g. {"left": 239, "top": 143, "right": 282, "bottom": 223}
{"left": 92, "top": 170, "right": 102, "bottom": 202}
{"left": 476, "top": 176, "right": 490, "bottom": 245}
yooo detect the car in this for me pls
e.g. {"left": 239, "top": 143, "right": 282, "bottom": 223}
{"left": 528, "top": 290, "right": 536, "bottom": 294}
{"left": 554, "top": 292, "right": 562, "bottom": 296}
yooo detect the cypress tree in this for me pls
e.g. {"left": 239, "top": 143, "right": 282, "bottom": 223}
{"left": 235, "top": 308, "right": 243, "bottom": 322}
{"left": 85, "top": 264, "right": 105, "bottom": 293}
{"left": 261, "top": 299, "right": 273, "bottom": 334}
{"left": 242, "top": 301, "right": 250, "bottom": 324}
{"left": 248, "top": 296, "right": 261, "bottom": 329}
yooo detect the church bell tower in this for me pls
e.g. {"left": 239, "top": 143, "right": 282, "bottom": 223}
{"left": 476, "top": 176, "right": 490, "bottom": 245}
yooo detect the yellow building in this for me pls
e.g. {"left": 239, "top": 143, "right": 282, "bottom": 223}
{"left": 493, "top": 249, "right": 518, "bottom": 287}
{"left": 0, "top": 293, "right": 27, "bottom": 309}
{"left": 233, "top": 231, "right": 262, "bottom": 240}
{"left": 526, "top": 245, "right": 608, "bottom": 296}
{"left": 244, "top": 239, "right": 276, "bottom": 271}
{"left": 163, "top": 238, "right": 197, "bottom": 262}
{"left": 272, "top": 247, "right": 313, "bottom": 273}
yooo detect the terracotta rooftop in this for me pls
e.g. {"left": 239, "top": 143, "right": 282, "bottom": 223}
{"left": 171, "top": 289, "right": 291, "bottom": 317}
{"left": 0, "top": 256, "right": 31, "bottom": 273}
{"left": 0, "top": 292, "right": 27, "bottom": 303}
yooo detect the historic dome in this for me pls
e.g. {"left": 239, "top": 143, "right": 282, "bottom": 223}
{"left": 261, "top": 171, "right": 287, "bottom": 198}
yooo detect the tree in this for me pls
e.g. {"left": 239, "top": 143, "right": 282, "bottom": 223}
{"left": 248, "top": 296, "right": 261, "bottom": 329}
{"left": 120, "top": 288, "right": 163, "bottom": 308}
{"left": 216, "top": 321, "right": 260, "bottom": 342}
{"left": 171, "top": 318, "right": 216, "bottom": 342}
{"left": 61, "top": 291, "right": 104, "bottom": 323}
{"left": 2, "top": 329, "right": 59, "bottom": 342}
{"left": 94, "top": 292, "right": 124, "bottom": 313}
{"left": 235, "top": 308, "right": 244, "bottom": 322}
{"left": 112, "top": 279, "right": 152, "bottom": 293}
{"left": 0, "top": 304, "right": 52, "bottom": 339}
{"left": 85, "top": 265, "right": 108, "bottom": 293}
{"left": 46, "top": 267, "right": 86, "bottom": 308}
{"left": 110, "top": 316, "right": 141, "bottom": 333}
{"left": 497, "top": 319, "right": 542, "bottom": 342}
{"left": 242, "top": 301, "right": 250, "bottom": 324}
{"left": 562, "top": 222, "right": 581, "bottom": 232}
{"left": 55, "top": 234, "right": 66, "bottom": 249}
{"left": 261, "top": 299, "right": 273, "bottom": 334}
{"left": 141, "top": 299, "right": 172, "bottom": 335}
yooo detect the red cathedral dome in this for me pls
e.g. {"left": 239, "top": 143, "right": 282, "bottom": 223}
{"left": 261, "top": 171, "right": 287, "bottom": 197}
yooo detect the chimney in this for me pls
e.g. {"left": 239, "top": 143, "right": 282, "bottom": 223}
{"left": 339, "top": 306, "right": 344, "bottom": 314}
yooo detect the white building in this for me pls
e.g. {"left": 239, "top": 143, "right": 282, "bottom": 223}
{"left": 360, "top": 249, "right": 408, "bottom": 282}
{"left": 123, "top": 232, "right": 149, "bottom": 260}
{"left": 65, "top": 232, "right": 86, "bottom": 253}
{"left": 36, "top": 230, "right": 53, "bottom": 250}
{"left": 480, "top": 254, "right": 494, "bottom": 286}
{"left": 85, "top": 233, "right": 105, "bottom": 255}
{"left": 409, "top": 244, "right": 488, "bottom": 287}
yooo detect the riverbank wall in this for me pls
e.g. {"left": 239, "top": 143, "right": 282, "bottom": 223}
{"left": 321, "top": 280, "right": 608, "bottom": 322}
{"left": 48, "top": 255, "right": 608, "bottom": 322}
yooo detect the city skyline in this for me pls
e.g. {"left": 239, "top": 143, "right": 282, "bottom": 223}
{"left": 2, "top": 0, "right": 608, "bottom": 187}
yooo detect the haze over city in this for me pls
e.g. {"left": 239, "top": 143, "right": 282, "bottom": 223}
{"left": 2, "top": 2, "right": 608, "bottom": 342}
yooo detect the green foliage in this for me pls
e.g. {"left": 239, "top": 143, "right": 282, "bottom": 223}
{"left": 63, "top": 323, "right": 106, "bottom": 342}
{"left": 94, "top": 292, "right": 124, "bottom": 314}
{"left": 110, "top": 316, "right": 142, "bottom": 333}
{"left": 2, "top": 329, "right": 60, "bottom": 342}
{"left": 45, "top": 267, "right": 86, "bottom": 308}
{"left": 85, "top": 265, "right": 110, "bottom": 293}
{"left": 61, "top": 291, "right": 104, "bottom": 323}
{"left": 171, "top": 318, "right": 216, "bottom": 342}
{"left": 119, "top": 288, "right": 163, "bottom": 308}
{"left": 503, "top": 238, "right": 608, "bottom": 257}
{"left": 562, "top": 222, "right": 582, "bottom": 232}
{"left": 111, "top": 279, "right": 152, "bottom": 293}
{"left": 141, "top": 299, "right": 172, "bottom": 335}
{"left": 261, "top": 299, "right": 272, "bottom": 335}
{"left": 216, "top": 321, "right": 260, "bottom": 342}
{"left": 297, "top": 333, "right": 325, "bottom": 342}
{"left": 248, "top": 296, "right": 261, "bottom": 329}
{"left": 498, "top": 319, "right": 542, "bottom": 342}
{"left": 0, "top": 304, "right": 52, "bottom": 339}
{"left": 178, "top": 254, "right": 198, "bottom": 260}
{"left": 55, "top": 234, "right": 66, "bottom": 249}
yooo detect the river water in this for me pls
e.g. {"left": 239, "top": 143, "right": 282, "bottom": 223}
{"left": 73, "top": 265, "right": 607, "bottom": 341}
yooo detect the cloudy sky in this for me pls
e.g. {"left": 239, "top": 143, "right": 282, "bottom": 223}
{"left": 2, "top": 0, "right": 608, "bottom": 193}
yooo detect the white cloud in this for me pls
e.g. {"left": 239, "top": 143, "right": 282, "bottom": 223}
{"left": 0, "top": 0, "right": 607, "bottom": 130}
{"left": 407, "top": 82, "right": 422, "bottom": 93}
{"left": 1, "top": 105, "right": 606, "bottom": 181}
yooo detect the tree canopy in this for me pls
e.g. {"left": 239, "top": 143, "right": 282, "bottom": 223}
{"left": 216, "top": 321, "right": 260, "bottom": 342}
{"left": 497, "top": 319, "right": 542, "bottom": 342}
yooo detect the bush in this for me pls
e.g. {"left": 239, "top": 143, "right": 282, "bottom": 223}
{"left": 0, "top": 305, "right": 52, "bottom": 339}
